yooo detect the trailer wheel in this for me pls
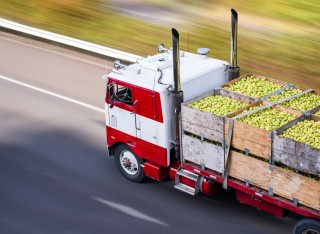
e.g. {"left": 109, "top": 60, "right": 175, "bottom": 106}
{"left": 293, "top": 218, "right": 320, "bottom": 234}
{"left": 114, "top": 144, "right": 144, "bottom": 183}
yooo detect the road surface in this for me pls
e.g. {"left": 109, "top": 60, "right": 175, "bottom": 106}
{"left": 0, "top": 31, "right": 297, "bottom": 234}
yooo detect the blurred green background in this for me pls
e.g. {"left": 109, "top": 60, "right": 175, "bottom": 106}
{"left": 0, "top": 0, "right": 319, "bottom": 88}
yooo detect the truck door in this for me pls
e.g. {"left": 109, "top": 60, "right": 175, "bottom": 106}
{"left": 133, "top": 89, "right": 168, "bottom": 166}
{"left": 136, "top": 93, "right": 158, "bottom": 146}
{"left": 107, "top": 81, "right": 138, "bottom": 142}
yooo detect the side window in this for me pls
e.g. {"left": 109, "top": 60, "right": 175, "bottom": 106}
{"left": 114, "top": 84, "right": 133, "bottom": 106}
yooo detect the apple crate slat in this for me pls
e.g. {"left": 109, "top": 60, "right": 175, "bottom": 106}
{"left": 182, "top": 134, "right": 224, "bottom": 173}
{"left": 310, "top": 103, "right": 320, "bottom": 115}
{"left": 181, "top": 88, "right": 255, "bottom": 144}
{"left": 273, "top": 114, "right": 320, "bottom": 177}
{"left": 229, "top": 151, "right": 271, "bottom": 191}
{"left": 227, "top": 100, "right": 302, "bottom": 160}
{"left": 271, "top": 165, "right": 320, "bottom": 211}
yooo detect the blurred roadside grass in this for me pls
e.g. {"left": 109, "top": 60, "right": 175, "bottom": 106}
{"left": 0, "top": 0, "right": 319, "bottom": 89}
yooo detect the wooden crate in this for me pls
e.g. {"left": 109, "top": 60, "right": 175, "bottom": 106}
{"left": 181, "top": 88, "right": 255, "bottom": 144}
{"left": 273, "top": 115, "right": 320, "bottom": 177}
{"left": 221, "top": 73, "right": 287, "bottom": 99}
{"left": 182, "top": 134, "right": 224, "bottom": 173}
{"left": 227, "top": 101, "right": 302, "bottom": 160}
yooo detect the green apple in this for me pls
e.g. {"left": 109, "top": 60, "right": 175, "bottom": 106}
{"left": 189, "top": 95, "right": 247, "bottom": 116}
{"left": 238, "top": 105, "right": 297, "bottom": 131}
{"left": 280, "top": 120, "right": 320, "bottom": 149}
{"left": 224, "top": 76, "right": 283, "bottom": 98}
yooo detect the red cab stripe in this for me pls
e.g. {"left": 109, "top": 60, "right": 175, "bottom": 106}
{"left": 107, "top": 126, "right": 168, "bottom": 167}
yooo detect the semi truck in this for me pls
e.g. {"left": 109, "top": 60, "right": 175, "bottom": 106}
{"left": 103, "top": 9, "right": 320, "bottom": 233}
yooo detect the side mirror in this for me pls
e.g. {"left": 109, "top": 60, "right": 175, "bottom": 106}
{"left": 158, "top": 43, "right": 168, "bottom": 53}
{"left": 108, "top": 82, "right": 115, "bottom": 108}
{"left": 114, "top": 59, "right": 124, "bottom": 70}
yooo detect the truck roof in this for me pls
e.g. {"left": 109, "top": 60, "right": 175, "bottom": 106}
{"left": 108, "top": 50, "right": 228, "bottom": 93}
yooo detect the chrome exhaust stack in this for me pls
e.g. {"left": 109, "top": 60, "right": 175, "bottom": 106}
{"left": 171, "top": 28, "right": 183, "bottom": 160}
{"left": 228, "top": 9, "right": 240, "bottom": 81}
{"left": 172, "top": 28, "right": 181, "bottom": 93}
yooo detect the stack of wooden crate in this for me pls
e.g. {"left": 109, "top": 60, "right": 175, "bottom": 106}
{"left": 181, "top": 73, "right": 320, "bottom": 211}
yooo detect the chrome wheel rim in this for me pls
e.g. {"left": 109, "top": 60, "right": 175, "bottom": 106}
{"left": 302, "top": 229, "right": 319, "bottom": 234}
{"left": 119, "top": 150, "right": 139, "bottom": 176}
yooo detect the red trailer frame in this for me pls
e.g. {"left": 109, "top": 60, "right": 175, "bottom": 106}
{"left": 170, "top": 162, "right": 320, "bottom": 220}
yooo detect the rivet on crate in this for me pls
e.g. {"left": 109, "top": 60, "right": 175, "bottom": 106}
{"left": 293, "top": 198, "right": 299, "bottom": 207}
{"left": 222, "top": 117, "right": 227, "bottom": 124}
{"left": 269, "top": 131, "right": 275, "bottom": 140}
{"left": 303, "top": 111, "right": 311, "bottom": 120}
{"left": 287, "top": 83, "right": 295, "bottom": 89}
{"left": 200, "top": 133, "right": 205, "bottom": 141}
{"left": 269, "top": 165, "right": 274, "bottom": 171}
{"left": 244, "top": 179, "right": 250, "bottom": 187}
{"left": 244, "top": 148, "right": 250, "bottom": 156}
{"left": 269, "top": 187, "right": 273, "bottom": 196}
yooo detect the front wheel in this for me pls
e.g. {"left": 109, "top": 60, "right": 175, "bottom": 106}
{"left": 114, "top": 144, "right": 145, "bottom": 183}
{"left": 293, "top": 218, "right": 320, "bottom": 234}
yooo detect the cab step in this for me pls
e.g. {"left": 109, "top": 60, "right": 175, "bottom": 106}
{"left": 174, "top": 168, "right": 200, "bottom": 196}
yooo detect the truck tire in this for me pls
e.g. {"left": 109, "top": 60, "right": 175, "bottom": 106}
{"left": 293, "top": 218, "right": 320, "bottom": 234}
{"left": 114, "top": 144, "right": 145, "bottom": 183}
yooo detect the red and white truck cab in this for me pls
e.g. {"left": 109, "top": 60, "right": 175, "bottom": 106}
{"left": 105, "top": 41, "right": 228, "bottom": 181}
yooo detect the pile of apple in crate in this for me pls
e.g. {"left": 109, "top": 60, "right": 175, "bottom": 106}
{"left": 181, "top": 73, "right": 320, "bottom": 211}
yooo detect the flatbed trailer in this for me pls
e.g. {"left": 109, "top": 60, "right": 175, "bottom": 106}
{"left": 171, "top": 162, "right": 320, "bottom": 219}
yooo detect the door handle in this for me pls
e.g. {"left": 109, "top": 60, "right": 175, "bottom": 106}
{"left": 133, "top": 100, "right": 140, "bottom": 130}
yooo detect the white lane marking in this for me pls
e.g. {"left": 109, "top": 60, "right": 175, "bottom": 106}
{"left": 93, "top": 197, "right": 170, "bottom": 227}
{"left": 0, "top": 37, "right": 107, "bottom": 68}
{"left": 22, "top": 167, "right": 62, "bottom": 180}
{"left": 0, "top": 74, "right": 105, "bottom": 113}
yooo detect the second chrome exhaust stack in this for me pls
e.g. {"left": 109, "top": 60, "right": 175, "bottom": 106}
{"left": 171, "top": 28, "right": 183, "bottom": 160}
{"left": 228, "top": 9, "right": 240, "bottom": 81}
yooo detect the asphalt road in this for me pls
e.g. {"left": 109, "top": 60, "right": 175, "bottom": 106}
{"left": 0, "top": 31, "right": 297, "bottom": 234}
